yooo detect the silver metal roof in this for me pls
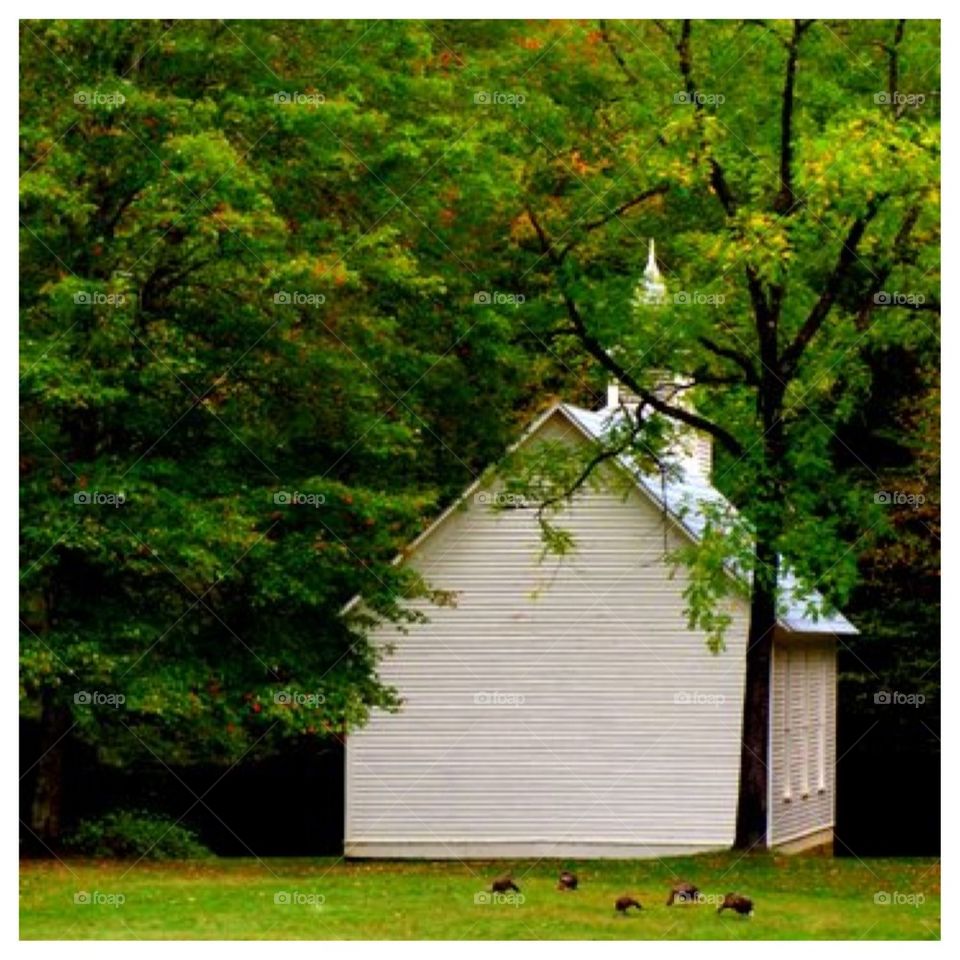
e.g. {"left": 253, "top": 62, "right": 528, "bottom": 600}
{"left": 561, "top": 403, "right": 858, "bottom": 635}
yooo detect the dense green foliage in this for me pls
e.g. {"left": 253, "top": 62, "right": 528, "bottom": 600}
{"left": 20, "top": 19, "right": 938, "bottom": 845}
{"left": 64, "top": 809, "right": 210, "bottom": 860}
{"left": 474, "top": 18, "right": 939, "bottom": 629}
{"left": 19, "top": 20, "right": 541, "bottom": 780}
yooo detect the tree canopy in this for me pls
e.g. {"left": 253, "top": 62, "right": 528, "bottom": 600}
{"left": 20, "top": 19, "right": 939, "bottom": 847}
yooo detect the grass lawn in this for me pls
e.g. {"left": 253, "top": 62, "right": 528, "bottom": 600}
{"left": 20, "top": 852, "right": 939, "bottom": 940}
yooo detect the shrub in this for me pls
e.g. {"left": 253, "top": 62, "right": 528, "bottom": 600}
{"left": 64, "top": 809, "right": 211, "bottom": 860}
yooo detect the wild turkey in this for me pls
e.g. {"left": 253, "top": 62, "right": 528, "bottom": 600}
{"left": 666, "top": 882, "right": 701, "bottom": 905}
{"left": 615, "top": 895, "right": 643, "bottom": 913}
{"left": 557, "top": 871, "right": 578, "bottom": 891}
{"left": 491, "top": 875, "right": 520, "bottom": 894}
{"left": 717, "top": 893, "right": 754, "bottom": 916}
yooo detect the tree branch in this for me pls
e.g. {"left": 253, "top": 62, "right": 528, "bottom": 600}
{"left": 675, "top": 19, "right": 781, "bottom": 337}
{"left": 886, "top": 19, "right": 907, "bottom": 120}
{"left": 698, "top": 335, "right": 760, "bottom": 386}
{"left": 102, "top": 185, "right": 146, "bottom": 239}
{"left": 525, "top": 206, "right": 561, "bottom": 266}
{"left": 652, "top": 20, "right": 675, "bottom": 41}
{"left": 560, "top": 289, "right": 746, "bottom": 456}
{"left": 558, "top": 184, "right": 669, "bottom": 259}
{"left": 854, "top": 203, "right": 920, "bottom": 329}
{"left": 744, "top": 265, "right": 772, "bottom": 326}
{"left": 599, "top": 20, "right": 639, "bottom": 85}
{"left": 780, "top": 194, "right": 887, "bottom": 378}
{"left": 534, "top": 407, "right": 647, "bottom": 523}
{"left": 774, "top": 19, "right": 814, "bottom": 215}
{"left": 676, "top": 19, "right": 737, "bottom": 218}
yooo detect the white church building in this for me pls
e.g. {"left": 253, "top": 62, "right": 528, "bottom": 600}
{"left": 343, "top": 245, "right": 856, "bottom": 859}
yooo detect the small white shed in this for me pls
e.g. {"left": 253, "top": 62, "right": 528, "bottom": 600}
{"left": 344, "top": 399, "right": 856, "bottom": 858}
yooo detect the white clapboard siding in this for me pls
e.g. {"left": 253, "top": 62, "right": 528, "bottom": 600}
{"left": 769, "top": 637, "right": 837, "bottom": 846}
{"left": 346, "top": 412, "right": 750, "bottom": 858}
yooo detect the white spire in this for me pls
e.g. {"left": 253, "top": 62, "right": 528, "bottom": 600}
{"left": 644, "top": 238, "right": 659, "bottom": 280}
{"left": 641, "top": 238, "right": 665, "bottom": 304}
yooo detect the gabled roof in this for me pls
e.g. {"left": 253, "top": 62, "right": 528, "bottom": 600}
{"left": 559, "top": 403, "right": 857, "bottom": 635}
{"left": 345, "top": 401, "right": 857, "bottom": 635}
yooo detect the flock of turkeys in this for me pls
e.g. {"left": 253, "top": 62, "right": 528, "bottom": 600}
{"left": 489, "top": 874, "right": 754, "bottom": 917}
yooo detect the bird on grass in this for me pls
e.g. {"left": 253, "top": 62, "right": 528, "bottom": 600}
{"left": 666, "top": 881, "right": 701, "bottom": 905}
{"left": 557, "top": 871, "right": 578, "bottom": 891}
{"left": 491, "top": 875, "right": 520, "bottom": 894}
{"left": 615, "top": 895, "right": 643, "bottom": 914}
{"left": 717, "top": 893, "right": 754, "bottom": 916}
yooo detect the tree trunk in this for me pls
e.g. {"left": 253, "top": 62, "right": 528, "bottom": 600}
{"left": 734, "top": 537, "right": 779, "bottom": 849}
{"left": 29, "top": 692, "right": 71, "bottom": 851}
{"left": 734, "top": 344, "right": 785, "bottom": 850}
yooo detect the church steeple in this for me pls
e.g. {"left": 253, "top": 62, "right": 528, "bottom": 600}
{"left": 641, "top": 238, "right": 666, "bottom": 305}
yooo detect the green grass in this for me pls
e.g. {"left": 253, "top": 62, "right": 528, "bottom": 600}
{"left": 20, "top": 852, "right": 939, "bottom": 940}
